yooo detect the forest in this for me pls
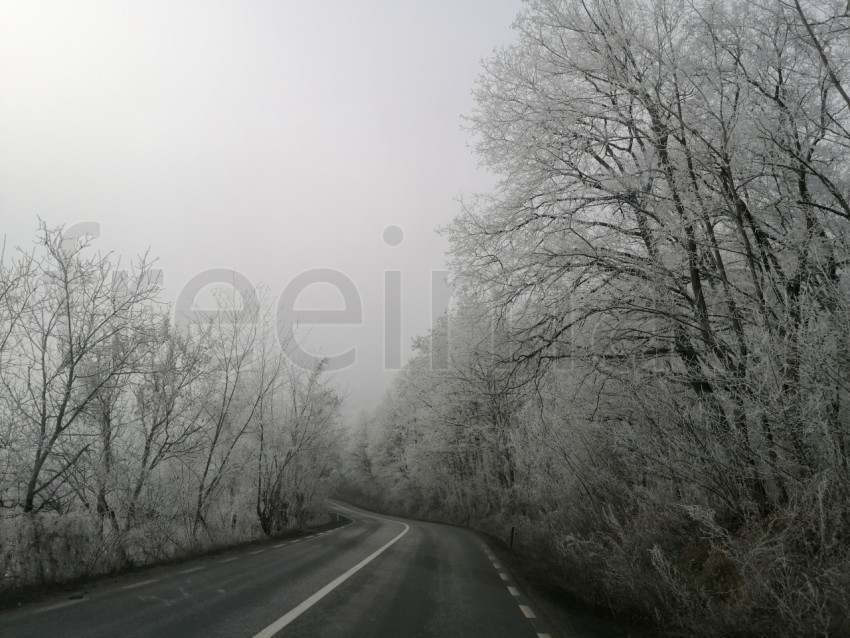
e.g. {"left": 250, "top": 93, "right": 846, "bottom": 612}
{"left": 2, "top": 0, "right": 849, "bottom": 635}
{"left": 342, "top": 0, "right": 850, "bottom": 635}
{"left": 0, "top": 224, "right": 343, "bottom": 590}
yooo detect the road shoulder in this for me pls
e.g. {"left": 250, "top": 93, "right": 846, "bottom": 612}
{"left": 0, "top": 517, "right": 347, "bottom": 614}
{"left": 479, "top": 531, "right": 660, "bottom": 638}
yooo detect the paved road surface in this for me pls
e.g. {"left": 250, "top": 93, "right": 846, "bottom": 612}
{"left": 0, "top": 502, "right": 555, "bottom": 637}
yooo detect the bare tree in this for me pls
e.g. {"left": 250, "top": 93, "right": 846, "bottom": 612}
{"left": 188, "top": 288, "right": 281, "bottom": 539}
{"left": 1, "top": 224, "right": 161, "bottom": 513}
{"left": 123, "top": 316, "right": 208, "bottom": 530}
{"left": 256, "top": 358, "right": 342, "bottom": 535}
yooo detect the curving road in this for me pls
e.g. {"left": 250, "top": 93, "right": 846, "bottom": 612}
{"left": 0, "top": 502, "right": 555, "bottom": 637}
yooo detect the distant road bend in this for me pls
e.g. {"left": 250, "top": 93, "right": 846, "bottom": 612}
{"left": 0, "top": 502, "right": 555, "bottom": 637}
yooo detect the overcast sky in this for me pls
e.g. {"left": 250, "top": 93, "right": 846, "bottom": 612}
{"left": 0, "top": 0, "right": 522, "bottom": 415}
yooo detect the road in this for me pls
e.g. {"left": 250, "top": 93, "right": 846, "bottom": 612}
{"left": 0, "top": 502, "right": 555, "bottom": 637}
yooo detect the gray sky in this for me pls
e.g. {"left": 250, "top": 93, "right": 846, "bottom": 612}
{"left": 0, "top": 0, "right": 521, "bottom": 414}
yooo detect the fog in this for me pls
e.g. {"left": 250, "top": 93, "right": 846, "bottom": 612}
{"left": 0, "top": 0, "right": 521, "bottom": 414}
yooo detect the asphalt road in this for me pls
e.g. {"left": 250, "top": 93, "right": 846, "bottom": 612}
{"left": 0, "top": 502, "right": 555, "bottom": 637}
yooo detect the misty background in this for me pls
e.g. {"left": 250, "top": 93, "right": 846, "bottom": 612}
{"left": 0, "top": 0, "right": 521, "bottom": 414}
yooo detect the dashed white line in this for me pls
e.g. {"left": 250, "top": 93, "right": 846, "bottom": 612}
{"left": 122, "top": 579, "right": 158, "bottom": 590}
{"left": 492, "top": 561, "right": 500, "bottom": 569}
{"left": 519, "top": 604, "right": 536, "bottom": 619}
{"left": 537, "top": 634, "right": 552, "bottom": 638}
{"left": 499, "top": 572, "right": 509, "bottom": 581}
{"left": 179, "top": 566, "right": 205, "bottom": 574}
{"left": 508, "top": 586, "right": 520, "bottom": 596}
{"left": 249, "top": 549, "right": 265, "bottom": 555}
{"left": 219, "top": 556, "right": 238, "bottom": 563}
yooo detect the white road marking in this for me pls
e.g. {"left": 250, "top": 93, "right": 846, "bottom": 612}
{"left": 122, "top": 579, "right": 158, "bottom": 590}
{"left": 537, "top": 634, "right": 552, "bottom": 638}
{"left": 499, "top": 572, "right": 509, "bottom": 581}
{"left": 179, "top": 566, "right": 205, "bottom": 574}
{"left": 508, "top": 586, "right": 520, "bottom": 596}
{"left": 34, "top": 599, "right": 84, "bottom": 613}
{"left": 219, "top": 556, "right": 238, "bottom": 563}
{"left": 253, "top": 503, "right": 409, "bottom": 638}
{"left": 519, "top": 605, "right": 536, "bottom": 619}
{"left": 274, "top": 543, "right": 286, "bottom": 548}
{"left": 249, "top": 549, "right": 265, "bottom": 555}
{"left": 492, "top": 562, "right": 500, "bottom": 569}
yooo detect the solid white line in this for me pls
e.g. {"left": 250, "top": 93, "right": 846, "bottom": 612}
{"left": 252, "top": 504, "right": 409, "bottom": 638}
{"left": 122, "top": 579, "right": 158, "bottom": 590}
{"left": 519, "top": 604, "right": 536, "bottom": 619}
{"left": 179, "top": 566, "right": 205, "bottom": 574}
{"left": 499, "top": 572, "right": 509, "bottom": 581}
{"left": 508, "top": 586, "right": 520, "bottom": 596}
{"left": 34, "top": 599, "right": 84, "bottom": 613}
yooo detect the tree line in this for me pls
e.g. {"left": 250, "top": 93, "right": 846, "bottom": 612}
{"left": 343, "top": 0, "right": 850, "bottom": 635}
{"left": 0, "top": 224, "right": 343, "bottom": 589}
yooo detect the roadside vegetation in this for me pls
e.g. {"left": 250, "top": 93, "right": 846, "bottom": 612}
{"left": 342, "top": 1, "right": 850, "bottom": 635}
{"left": 0, "top": 224, "right": 343, "bottom": 592}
